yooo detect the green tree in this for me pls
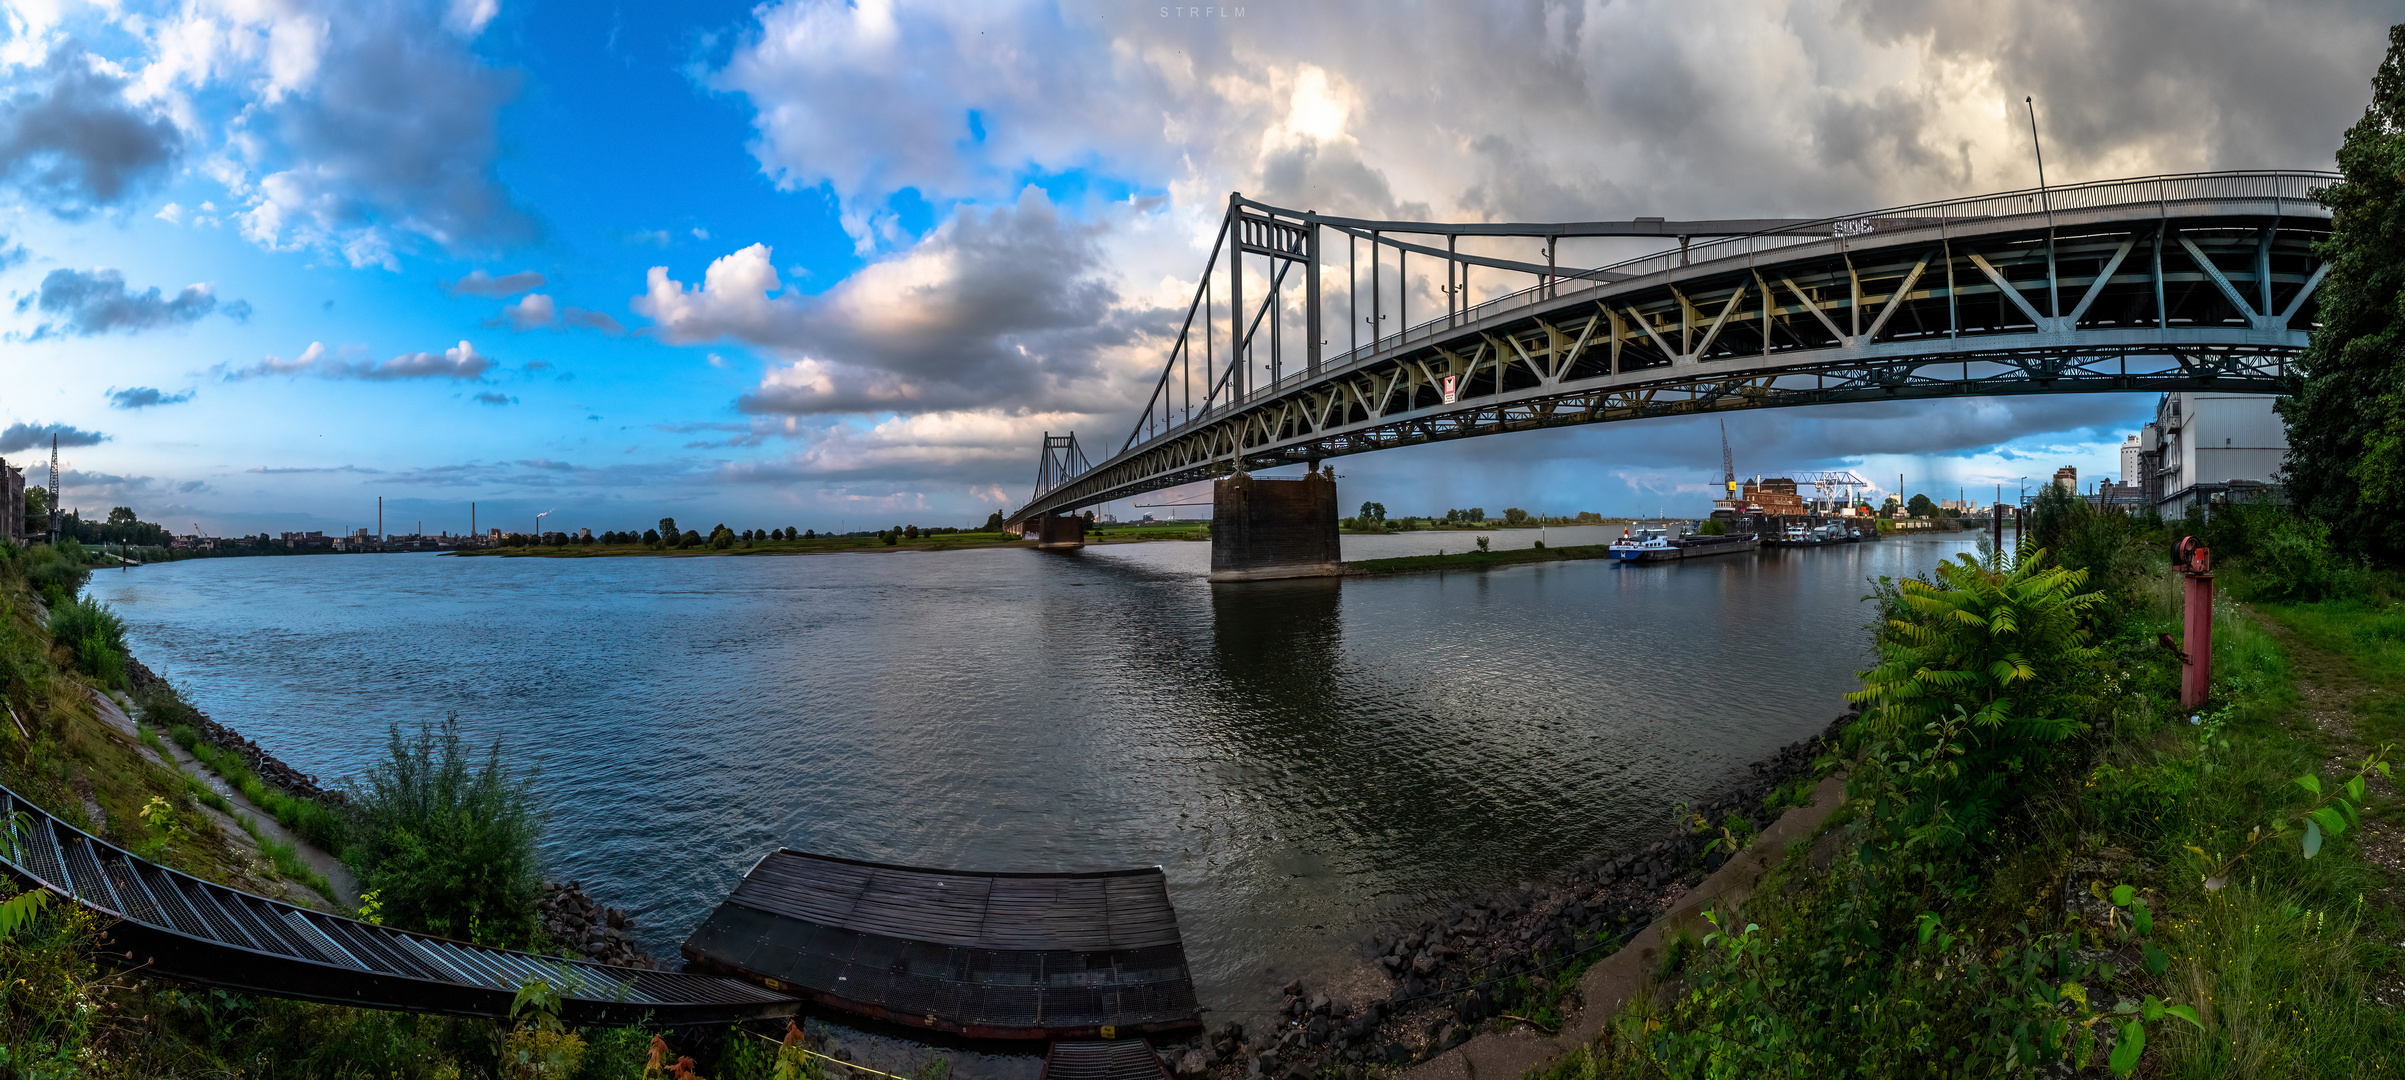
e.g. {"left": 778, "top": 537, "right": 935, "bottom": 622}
{"left": 983, "top": 511, "right": 1006, "bottom": 532}
{"left": 2281, "top": 25, "right": 2405, "bottom": 561}
{"left": 1358, "top": 501, "right": 1387, "bottom": 523}
{"left": 1503, "top": 507, "right": 1529, "bottom": 525}
{"left": 658, "top": 517, "right": 678, "bottom": 542}
{"left": 642, "top": 528, "right": 660, "bottom": 546}
{"left": 1906, "top": 493, "right": 1937, "bottom": 518}
{"left": 24, "top": 486, "right": 48, "bottom": 534}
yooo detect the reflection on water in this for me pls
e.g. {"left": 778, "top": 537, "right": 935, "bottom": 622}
{"left": 86, "top": 535, "right": 1973, "bottom": 1029}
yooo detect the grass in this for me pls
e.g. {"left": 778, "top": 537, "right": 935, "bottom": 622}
{"left": 239, "top": 815, "right": 342, "bottom": 906}
{"left": 164, "top": 723, "right": 348, "bottom": 853}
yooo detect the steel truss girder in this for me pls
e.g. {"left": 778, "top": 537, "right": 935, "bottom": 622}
{"left": 1022, "top": 341, "right": 2294, "bottom": 518}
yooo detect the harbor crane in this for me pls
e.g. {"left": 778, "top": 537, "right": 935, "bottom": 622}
{"left": 1719, "top": 420, "right": 1736, "bottom": 504}
{"left": 1804, "top": 471, "right": 1872, "bottom": 511}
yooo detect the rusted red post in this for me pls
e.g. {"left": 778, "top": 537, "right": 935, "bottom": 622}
{"left": 2177, "top": 537, "right": 2214, "bottom": 709}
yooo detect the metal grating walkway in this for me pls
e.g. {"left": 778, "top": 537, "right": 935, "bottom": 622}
{"left": 1041, "top": 1041, "right": 1173, "bottom": 1080}
{"left": 0, "top": 783, "right": 797, "bottom": 1026}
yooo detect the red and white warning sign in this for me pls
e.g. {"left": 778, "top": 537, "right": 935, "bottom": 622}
{"left": 1441, "top": 375, "right": 1458, "bottom": 404}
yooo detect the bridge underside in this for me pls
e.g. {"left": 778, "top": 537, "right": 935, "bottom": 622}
{"left": 1011, "top": 173, "right": 2328, "bottom": 522}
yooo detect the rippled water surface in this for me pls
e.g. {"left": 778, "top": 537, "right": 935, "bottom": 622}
{"left": 87, "top": 533, "right": 1976, "bottom": 1027}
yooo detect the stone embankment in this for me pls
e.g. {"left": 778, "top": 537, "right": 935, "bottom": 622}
{"left": 126, "top": 657, "right": 343, "bottom": 803}
{"left": 539, "top": 880, "right": 666, "bottom": 969}
{"left": 1151, "top": 712, "right": 1853, "bottom": 1080}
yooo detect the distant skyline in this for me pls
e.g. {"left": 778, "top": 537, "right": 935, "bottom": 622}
{"left": 0, "top": 1, "right": 2391, "bottom": 536}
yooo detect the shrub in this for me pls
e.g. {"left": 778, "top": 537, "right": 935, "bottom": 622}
{"left": 1847, "top": 549, "right": 2104, "bottom": 863}
{"left": 46, "top": 595, "right": 129, "bottom": 690}
{"left": 20, "top": 540, "right": 91, "bottom": 606}
{"left": 2234, "top": 510, "right": 2357, "bottom": 602}
{"left": 346, "top": 714, "right": 544, "bottom": 947}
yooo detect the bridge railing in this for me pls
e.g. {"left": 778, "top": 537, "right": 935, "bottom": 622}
{"left": 1096, "top": 170, "right": 2334, "bottom": 481}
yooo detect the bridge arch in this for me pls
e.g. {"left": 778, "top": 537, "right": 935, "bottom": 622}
{"left": 1013, "top": 171, "right": 2331, "bottom": 523}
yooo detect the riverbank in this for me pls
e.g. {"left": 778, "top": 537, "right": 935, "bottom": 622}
{"left": 1366, "top": 523, "right": 2405, "bottom": 1077}
{"left": 452, "top": 522, "right": 1210, "bottom": 557}
{"left": 1146, "top": 714, "right": 1850, "bottom": 1080}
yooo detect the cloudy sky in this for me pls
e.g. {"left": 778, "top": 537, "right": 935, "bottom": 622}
{"left": 0, "top": 0, "right": 2390, "bottom": 537}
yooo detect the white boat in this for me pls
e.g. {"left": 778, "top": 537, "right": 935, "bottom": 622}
{"left": 1609, "top": 527, "right": 1682, "bottom": 562}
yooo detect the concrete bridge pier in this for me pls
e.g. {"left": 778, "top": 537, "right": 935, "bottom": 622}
{"left": 1028, "top": 514, "right": 1086, "bottom": 550}
{"left": 1209, "top": 466, "right": 1343, "bottom": 582}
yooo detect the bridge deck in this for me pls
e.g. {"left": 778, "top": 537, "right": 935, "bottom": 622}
{"left": 681, "top": 851, "right": 1201, "bottom": 1039}
{"left": 0, "top": 783, "right": 798, "bottom": 1026}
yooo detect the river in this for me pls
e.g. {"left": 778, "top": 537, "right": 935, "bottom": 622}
{"left": 86, "top": 531, "right": 1976, "bottom": 1044}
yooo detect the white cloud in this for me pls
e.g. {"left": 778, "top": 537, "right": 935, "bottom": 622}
{"left": 497, "top": 293, "right": 555, "bottom": 331}
{"left": 445, "top": 268, "right": 545, "bottom": 296}
{"left": 633, "top": 188, "right": 1169, "bottom": 417}
{"left": 225, "top": 339, "right": 495, "bottom": 380}
{"left": 101, "top": 0, "right": 535, "bottom": 266}
{"left": 631, "top": 242, "right": 801, "bottom": 346}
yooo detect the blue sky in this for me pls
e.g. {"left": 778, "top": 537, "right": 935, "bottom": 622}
{"left": 0, "top": 0, "right": 2389, "bottom": 537}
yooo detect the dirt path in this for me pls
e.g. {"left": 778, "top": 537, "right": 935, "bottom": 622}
{"left": 2248, "top": 610, "right": 2405, "bottom": 1007}
{"left": 90, "top": 688, "right": 362, "bottom": 912}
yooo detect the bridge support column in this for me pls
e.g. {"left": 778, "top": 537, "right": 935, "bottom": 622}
{"left": 1028, "top": 514, "right": 1085, "bottom": 550}
{"left": 1210, "top": 467, "right": 1343, "bottom": 582}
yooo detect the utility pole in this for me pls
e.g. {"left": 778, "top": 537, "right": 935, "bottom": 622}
{"left": 2027, "top": 97, "right": 2059, "bottom": 319}
{"left": 47, "top": 435, "right": 60, "bottom": 543}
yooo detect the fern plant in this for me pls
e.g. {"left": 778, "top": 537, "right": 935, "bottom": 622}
{"left": 1847, "top": 549, "right": 2105, "bottom": 864}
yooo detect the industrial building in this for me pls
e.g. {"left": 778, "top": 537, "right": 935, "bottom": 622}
{"left": 2134, "top": 393, "right": 2288, "bottom": 516}
{"left": 0, "top": 458, "right": 21, "bottom": 546}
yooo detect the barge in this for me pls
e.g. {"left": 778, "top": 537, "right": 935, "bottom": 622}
{"left": 680, "top": 851, "right": 1202, "bottom": 1040}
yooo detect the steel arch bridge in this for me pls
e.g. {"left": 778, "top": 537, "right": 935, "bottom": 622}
{"left": 1009, "top": 171, "right": 2333, "bottom": 524}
